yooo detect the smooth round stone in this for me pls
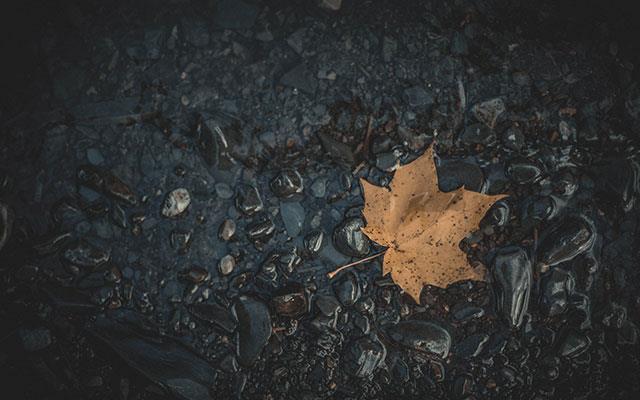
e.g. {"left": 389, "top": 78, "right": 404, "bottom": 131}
{"left": 219, "top": 254, "right": 236, "bottom": 276}
{"left": 215, "top": 183, "right": 234, "bottom": 199}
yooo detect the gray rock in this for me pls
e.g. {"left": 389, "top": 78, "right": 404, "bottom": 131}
{"left": 219, "top": 219, "right": 236, "bottom": 241}
{"left": 280, "top": 201, "right": 305, "bottom": 237}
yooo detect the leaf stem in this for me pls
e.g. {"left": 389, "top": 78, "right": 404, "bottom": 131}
{"left": 326, "top": 250, "right": 387, "bottom": 279}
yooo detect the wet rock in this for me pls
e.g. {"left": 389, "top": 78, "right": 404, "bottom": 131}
{"left": 480, "top": 199, "right": 510, "bottom": 228}
{"left": 111, "top": 203, "right": 127, "bottom": 229}
{"left": 77, "top": 165, "right": 137, "bottom": 206}
{"left": 235, "top": 184, "right": 263, "bottom": 216}
{"left": 280, "top": 201, "right": 305, "bottom": 237}
{"left": 387, "top": 320, "right": 452, "bottom": 358}
{"left": 552, "top": 169, "right": 579, "bottom": 197}
{"left": 270, "top": 169, "right": 304, "bottom": 198}
{"left": 63, "top": 240, "right": 111, "bottom": 268}
{"left": 0, "top": 202, "right": 14, "bottom": 252}
{"left": 188, "top": 302, "right": 237, "bottom": 333}
{"left": 304, "top": 230, "right": 324, "bottom": 254}
{"left": 162, "top": 188, "right": 191, "bottom": 218}
{"left": 492, "top": 246, "right": 532, "bottom": 328}
{"left": 558, "top": 329, "right": 591, "bottom": 358}
{"left": 170, "top": 230, "right": 192, "bottom": 254}
{"left": 537, "top": 216, "right": 595, "bottom": 269}
{"left": 454, "top": 333, "right": 489, "bottom": 359}
{"left": 332, "top": 271, "right": 361, "bottom": 307}
{"left": 541, "top": 268, "right": 575, "bottom": 316}
{"left": 87, "top": 148, "right": 104, "bottom": 165}
{"left": 181, "top": 267, "right": 209, "bottom": 284}
{"left": 218, "top": 254, "right": 235, "bottom": 276}
{"left": 437, "top": 160, "right": 484, "bottom": 192}
{"left": 343, "top": 337, "right": 386, "bottom": 378}
{"left": 333, "top": 217, "right": 370, "bottom": 257}
{"left": 520, "top": 195, "right": 558, "bottom": 222}
{"left": 472, "top": 98, "right": 505, "bottom": 129}
{"left": 271, "top": 284, "right": 307, "bottom": 318}
{"left": 506, "top": 158, "right": 543, "bottom": 184}
{"left": 219, "top": 219, "right": 236, "bottom": 241}
{"left": 18, "top": 327, "right": 52, "bottom": 352}
{"left": 246, "top": 218, "right": 275, "bottom": 241}
{"left": 234, "top": 295, "right": 272, "bottom": 367}
{"left": 103, "top": 173, "right": 137, "bottom": 206}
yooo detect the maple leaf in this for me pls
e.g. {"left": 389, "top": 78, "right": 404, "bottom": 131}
{"left": 360, "top": 146, "right": 506, "bottom": 302}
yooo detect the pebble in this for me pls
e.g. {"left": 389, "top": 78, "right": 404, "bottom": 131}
{"left": 343, "top": 337, "right": 386, "bottom": 378}
{"left": 472, "top": 98, "right": 505, "bottom": 129}
{"left": 63, "top": 240, "right": 111, "bottom": 268}
{"left": 236, "top": 184, "right": 263, "bottom": 216}
{"left": 310, "top": 178, "right": 327, "bottom": 198}
{"left": 492, "top": 246, "right": 532, "bottom": 328}
{"left": 270, "top": 169, "right": 304, "bottom": 198}
{"left": 219, "top": 219, "right": 236, "bottom": 241}
{"left": 304, "top": 230, "right": 324, "bottom": 254}
{"left": 86, "top": 148, "right": 105, "bottom": 165}
{"left": 387, "top": 320, "right": 451, "bottom": 358}
{"left": 219, "top": 254, "right": 236, "bottom": 276}
{"left": 215, "top": 183, "right": 234, "bottom": 199}
{"left": 162, "top": 188, "right": 191, "bottom": 218}
{"left": 280, "top": 201, "right": 305, "bottom": 237}
{"left": 333, "top": 217, "right": 370, "bottom": 257}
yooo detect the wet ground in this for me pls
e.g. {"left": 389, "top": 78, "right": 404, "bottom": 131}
{"left": 1, "top": 0, "right": 640, "bottom": 399}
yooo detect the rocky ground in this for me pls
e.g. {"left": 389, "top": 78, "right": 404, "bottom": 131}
{"left": 1, "top": 0, "right": 640, "bottom": 399}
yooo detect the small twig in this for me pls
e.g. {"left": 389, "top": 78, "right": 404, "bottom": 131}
{"left": 327, "top": 250, "right": 387, "bottom": 279}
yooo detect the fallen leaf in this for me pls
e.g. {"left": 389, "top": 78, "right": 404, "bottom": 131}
{"left": 361, "top": 146, "right": 506, "bottom": 302}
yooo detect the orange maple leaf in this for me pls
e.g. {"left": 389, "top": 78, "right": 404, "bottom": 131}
{"left": 360, "top": 146, "right": 506, "bottom": 302}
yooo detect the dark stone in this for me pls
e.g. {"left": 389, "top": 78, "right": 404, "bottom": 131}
{"left": 492, "top": 246, "right": 532, "bottom": 328}
{"left": 387, "top": 320, "right": 451, "bottom": 358}
{"left": 333, "top": 217, "right": 370, "bottom": 257}
{"left": 234, "top": 296, "right": 272, "bottom": 367}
